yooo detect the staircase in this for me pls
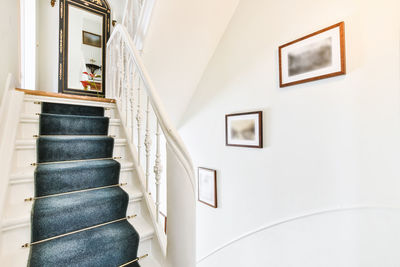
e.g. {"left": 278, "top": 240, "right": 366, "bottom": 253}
{"left": 1, "top": 5, "right": 196, "bottom": 265}
{"left": 0, "top": 91, "right": 165, "bottom": 266}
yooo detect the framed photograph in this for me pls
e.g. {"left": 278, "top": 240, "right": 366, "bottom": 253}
{"left": 225, "top": 111, "right": 263, "bottom": 148}
{"left": 279, "top": 22, "right": 346, "bottom": 87}
{"left": 82, "top": 31, "right": 102, "bottom": 48}
{"left": 198, "top": 167, "right": 217, "bottom": 208}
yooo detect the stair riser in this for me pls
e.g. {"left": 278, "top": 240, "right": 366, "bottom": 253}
{"left": 22, "top": 100, "right": 117, "bottom": 118}
{"left": 0, "top": 224, "right": 152, "bottom": 259}
{"left": 12, "top": 143, "right": 130, "bottom": 172}
{"left": 17, "top": 120, "right": 123, "bottom": 139}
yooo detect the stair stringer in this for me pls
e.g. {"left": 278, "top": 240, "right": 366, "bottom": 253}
{"left": 113, "top": 101, "right": 168, "bottom": 266}
{"left": 0, "top": 88, "right": 25, "bottom": 253}
{"left": 0, "top": 93, "right": 164, "bottom": 267}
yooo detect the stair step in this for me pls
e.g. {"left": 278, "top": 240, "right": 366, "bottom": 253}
{"left": 15, "top": 138, "right": 127, "bottom": 149}
{"left": 41, "top": 102, "right": 105, "bottom": 117}
{"left": 34, "top": 159, "right": 121, "bottom": 197}
{"left": 28, "top": 221, "right": 140, "bottom": 267}
{"left": 9, "top": 161, "right": 134, "bottom": 183}
{"left": 1, "top": 215, "right": 155, "bottom": 260}
{"left": 39, "top": 113, "right": 110, "bottom": 136}
{"left": 37, "top": 136, "right": 115, "bottom": 163}
{"left": 2, "top": 185, "right": 143, "bottom": 229}
{"left": 140, "top": 256, "right": 162, "bottom": 267}
{"left": 20, "top": 114, "right": 121, "bottom": 126}
{"left": 18, "top": 114, "right": 122, "bottom": 140}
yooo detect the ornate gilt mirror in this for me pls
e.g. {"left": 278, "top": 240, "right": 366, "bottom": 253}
{"left": 59, "top": 0, "right": 110, "bottom": 97}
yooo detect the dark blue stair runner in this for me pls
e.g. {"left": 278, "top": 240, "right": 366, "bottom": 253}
{"left": 28, "top": 102, "right": 140, "bottom": 267}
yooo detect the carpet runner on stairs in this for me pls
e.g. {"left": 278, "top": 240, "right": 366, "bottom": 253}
{"left": 27, "top": 102, "right": 140, "bottom": 267}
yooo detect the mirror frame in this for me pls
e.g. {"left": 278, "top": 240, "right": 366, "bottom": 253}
{"left": 59, "top": 0, "right": 110, "bottom": 97}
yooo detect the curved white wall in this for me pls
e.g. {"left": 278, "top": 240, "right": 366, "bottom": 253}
{"left": 142, "top": 0, "right": 240, "bottom": 126}
{"left": 198, "top": 208, "right": 400, "bottom": 267}
{"left": 179, "top": 0, "right": 400, "bottom": 265}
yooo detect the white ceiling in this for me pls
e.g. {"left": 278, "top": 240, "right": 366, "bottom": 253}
{"left": 142, "top": 0, "right": 240, "bottom": 126}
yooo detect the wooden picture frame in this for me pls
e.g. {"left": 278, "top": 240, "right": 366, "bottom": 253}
{"left": 225, "top": 111, "right": 263, "bottom": 148}
{"left": 82, "top": 31, "right": 102, "bottom": 48}
{"left": 159, "top": 212, "right": 167, "bottom": 234}
{"left": 198, "top": 167, "right": 217, "bottom": 208}
{"left": 279, "top": 22, "right": 346, "bottom": 87}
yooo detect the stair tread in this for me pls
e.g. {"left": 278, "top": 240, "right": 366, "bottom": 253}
{"left": 20, "top": 113, "right": 121, "bottom": 125}
{"left": 34, "top": 159, "right": 121, "bottom": 196}
{"left": 0, "top": 251, "right": 160, "bottom": 267}
{"left": 2, "top": 186, "right": 143, "bottom": 229}
{"left": 140, "top": 256, "right": 162, "bottom": 267}
{"left": 28, "top": 220, "right": 140, "bottom": 267}
{"left": 37, "top": 136, "right": 114, "bottom": 163}
{"left": 128, "top": 215, "right": 155, "bottom": 240}
{"left": 9, "top": 160, "right": 134, "bottom": 181}
{"left": 15, "top": 138, "right": 126, "bottom": 147}
{"left": 39, "top": 113, "right": 109, "bottom": 136}
{"left": 41, "top": 102, "right": 105, "bottom": 117}
{"left": 2, "top": 214, "right": 155, "bottom": 243}
{"left": 31, "top": 187, "right": 129, "bottom": 241}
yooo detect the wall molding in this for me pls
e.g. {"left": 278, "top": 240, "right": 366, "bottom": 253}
{"left": 197, "top": 206, "right": 400, "bottom": 263}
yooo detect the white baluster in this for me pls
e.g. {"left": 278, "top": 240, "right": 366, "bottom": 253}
{"left": 144, "top": 96, "right": 151, "bottom": 192}
{"left": 136, "top": 78, "right": 142, "bottom": 165}
{"left": 117, "top": 39, "right": 124, "bottom": 102}
{"left": 129, "top": 64, "right": 135, "bottom": 144}
{"left": 154, "top": 121, "right": 162, "bottom": 222}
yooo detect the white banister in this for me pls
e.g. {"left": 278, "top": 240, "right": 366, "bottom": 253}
{"left": 107, "top": 24, "right": 196, "bottom": 267}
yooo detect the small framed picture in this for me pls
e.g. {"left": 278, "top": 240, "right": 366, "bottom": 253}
{"left": 226, "top": 111, "right": 263, "bottom": 148}
{"left": 279, "top": 22, "right": 346, "bottom": 87}
{"left": 82, "top": 31, "right": 102, "bottom": 48}
{"left": 198, "top": 167, "right": 217, "bottom": 208}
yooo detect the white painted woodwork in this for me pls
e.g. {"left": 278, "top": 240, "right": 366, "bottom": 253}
{"left": 107, "top": 24, "right": 196, "bottom": 267}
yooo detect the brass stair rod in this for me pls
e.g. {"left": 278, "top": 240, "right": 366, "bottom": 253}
{"left": 33, "top": 135, "right": 116, "bottom": 138}
{"left": 32, "top": 103, "right": 111, "bottom": 110}
{"left": 24, "top": 183, "right": 127, "bottom": 202}
{"left": 22, "top": 214, "right": 137, "bottom": 248}
{"left": 31, "top": 157, "right": 122, "bottom": 166}
{"left": 119, "top": 254, "right": 149, "bottom": 267}
{"left": 35, "top": 113, "right": 111, "bottom": 118}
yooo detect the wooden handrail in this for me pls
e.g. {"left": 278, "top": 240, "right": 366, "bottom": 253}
{"left": 15, "top": 88, "right": 116, "bottom": 103}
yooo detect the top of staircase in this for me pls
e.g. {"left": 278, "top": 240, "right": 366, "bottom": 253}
{"left": 15, "top": 88, "right": 116, "bottom": 104}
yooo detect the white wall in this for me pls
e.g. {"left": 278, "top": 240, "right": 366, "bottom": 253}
{"left": 0, "top": 0, "right": 19, "bottom": 99}
{"left": 108, "top": 0, "right": 127, "bottom": 25}
{"left": 142, "top": 0, "right": 240, "bottom": 126}
{"left": 37, "top": 0, "right": 59, "bottom": 92}
{"left": 179, "top": 0, "right": 400, "bottom": 266}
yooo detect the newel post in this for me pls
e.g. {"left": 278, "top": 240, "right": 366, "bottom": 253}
{"left": 166, "top": 145, "right": 196, "bottom": 267}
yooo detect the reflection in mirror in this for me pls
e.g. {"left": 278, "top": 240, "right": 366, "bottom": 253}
{"left": 67, "top": 5, "right": 103, "bottom": 93}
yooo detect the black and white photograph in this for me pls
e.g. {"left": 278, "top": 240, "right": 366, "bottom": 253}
{"left": 198, "top": 167, "right": 218, "bottom": 208}
{"left": 279, "top": 22, "right": 346, "bottom": 87}
{"left": 225, "top": 111, "right": 263, "bottom": 148}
